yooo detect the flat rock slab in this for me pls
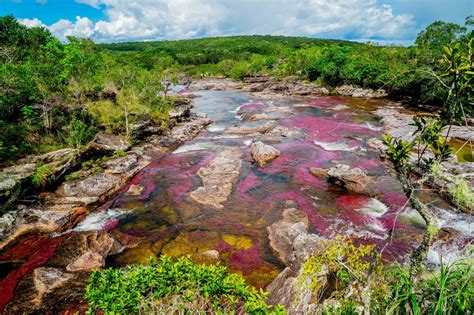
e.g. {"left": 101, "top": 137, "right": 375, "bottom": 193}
{"left": 190, "top": 147, "right": 242, "bottom": 209}
{"left": 224, "top": 122, "right": 275, "bottom": 135}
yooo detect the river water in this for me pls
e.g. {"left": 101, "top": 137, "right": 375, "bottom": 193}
{"left": 0, "top": 90, "right": 472, "bottom": 311}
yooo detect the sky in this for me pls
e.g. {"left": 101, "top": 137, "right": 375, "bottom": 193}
{"left": 1, "top": 0, "right": 472, "bottom": 45}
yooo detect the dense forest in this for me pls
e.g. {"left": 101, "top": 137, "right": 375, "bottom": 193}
{"left": 1, "top": 15, "right": 472, "bottom": 164}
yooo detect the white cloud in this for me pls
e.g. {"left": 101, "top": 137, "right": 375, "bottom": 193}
{"left": 18, "top": 18, "right": 45, "bottom": 28}
{"left": 23, "top": 0, "right": 417, "bottom": 44}
{"left": 49, "top": 16, "right": 95, "bottom": 41}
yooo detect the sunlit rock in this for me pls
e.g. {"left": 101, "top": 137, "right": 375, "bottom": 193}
{"left": 327, "top": 164, "right": 372, "bottom": 195}
{"left": 251, "top": 141, "right": 280, "bottom": 167}
{"left": 190, "top": 148, "right": 242, "bottom": 209}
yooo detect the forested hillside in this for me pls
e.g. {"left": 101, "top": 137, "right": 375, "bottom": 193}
{"left": 1, "top": 15, "right": 472, "bottom": 164}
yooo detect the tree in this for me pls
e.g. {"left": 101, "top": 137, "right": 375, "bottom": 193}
{"left": 383, "top": 38, "right": 473, "bottom": 277}
{"left": 415, "top": 21, "right": 467, "bottom": 66}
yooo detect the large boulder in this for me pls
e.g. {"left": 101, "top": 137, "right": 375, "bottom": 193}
{"left": 88, "top": 132, "right": 131, "bottom": 154}
{"left": 251, "top": 141, "right": 280, "bottom": 167}
{"left": 190, "top": 148, "right": 242, "bottom": 209}
{"left": 267, "top": 207, "right": 308, "bottom": 266}
{"left": 327, "top": 164, "right": 372, "bottom": 195}
{"left": 66, "top": 232, "right": 120, "bottom": 272}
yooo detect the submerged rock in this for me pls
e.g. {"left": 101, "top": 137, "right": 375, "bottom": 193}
{"left": 190, "top": 147, "right": 242, "bottom": 209}
{"left": 251, "top": 141, "right": 280, "bottom": 167}
{"left": 327, "top": 164, "right": 372, "bottom": 195}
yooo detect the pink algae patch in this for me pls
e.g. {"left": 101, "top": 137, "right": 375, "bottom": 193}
{"left": 283, "top": 115, "right": 377, "bottom": 143}
{"left": 0, "top": 235, "right": 65, "bottom": 311}
{"left": 237, "top": 171, "right": 262, "bottom": 202}
{"left": 336, "top": 195, "right": 372, "bottom": 211}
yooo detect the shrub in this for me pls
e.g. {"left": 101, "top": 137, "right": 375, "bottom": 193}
{"left": 85, "top": 256, "right": 285, "bottom": 314}
{"left": 451, "top": 176, "right": 474, "bottom": 210}
{"left": 31, "top": 164, "right": 55, "bottom": 188}
{"left": 299, "top": 236, "right": 388, "bottom": 312}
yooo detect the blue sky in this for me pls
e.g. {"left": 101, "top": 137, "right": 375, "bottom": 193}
{"left": 1, "top": 0, "right": 472, "bottom": 44}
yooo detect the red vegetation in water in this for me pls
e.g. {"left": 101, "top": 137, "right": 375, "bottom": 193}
{"left": 0, "top": 235, "right": 65, "bottom": 311}
{"left": 283, "top": 115, "right": 377, "bottom": 143}
{"left": 229, "top": 246, "right": 263, "bottom": 271}
{"left": 236, "top": 171, "right": 262, "bottom": 201}
{"left": 336, "top": 195, "right": 370, "bottom": 210}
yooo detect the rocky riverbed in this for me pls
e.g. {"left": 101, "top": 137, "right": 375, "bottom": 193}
{"left": 0, "top": 79, "right": 472, "bottom": 313}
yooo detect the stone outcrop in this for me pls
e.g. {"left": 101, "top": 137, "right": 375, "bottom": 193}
{"left": 0, "top": 148, "right": 79, "bottom": 197}
{"left": 87, "top": 132, "right": 131, "bottom": 154}
{"left": 190, "top": 147, "right": 242, "bottom": 209}
{"left": 335, "top": 85, "right": 387, "bottom": 98}
{"left": 267, "top": 207, "right": 308, "bottom": 266}
{"left": 188, "top": 78, "right": 242, "bottom": 91}
{"left": 327, "top": 164, "right": 372, "bottom": 195}
{"left": 242, "top": 76, "right": 330, "bottom": 97}
{"left": 66, "top": 232, "right": 120, "bottom": 272}
{"left": 251, "top": 141, "right": 280, "bottom": 167}
{"left": 34, "top": 267, "right": 74, "bottom": 296}
{"left": 266, "top": 204, "right": 326, "bottom": 314}
{"left": 375, "top": 108, "right": 474, "bottom": 142}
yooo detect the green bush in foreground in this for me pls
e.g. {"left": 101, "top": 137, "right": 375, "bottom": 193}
{"left": 85, "top": 256, "right": 285, "bottom": 314}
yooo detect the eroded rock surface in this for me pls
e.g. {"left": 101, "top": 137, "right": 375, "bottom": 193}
{"left": 266, "top": 203, "right": 325, "bottom": 314}
{"left": 336, "top": 85, "right": 387, "bottom": 98}
{"left": 327, "top": 164, "right": 372, "bottom": 195}
{"left": 0, "top": 149, "right": 79, "bottom": 196}
{"left": 87, "top": 132, "right": 131, "bottom": 154}
{"left": 224, "top": 122, "right": 275, "bottom": 136}
{"left": 190, "top": 147, "right": 242, "bottom": 208}
{"left": 251, "top": 141, "right": 280, "bottom": 167}
{"left": 376, "top": 108, "right": 474, "bottom": 142}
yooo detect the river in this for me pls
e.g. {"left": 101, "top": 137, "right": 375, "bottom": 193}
{"left": 0, "top": 89, "right": 472, "bottom": 312}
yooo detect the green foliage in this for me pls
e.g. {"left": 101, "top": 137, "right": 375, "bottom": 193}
{"left": 451, "top": 176, "right": 474, "bottom": 210}
{"left": 382, "top": 134, "right": 414, "bottom": 168}
{"left": 30, "top": 164, "right": 54, "bottom": 188}
{"left": 389, "top": 259, "right": 473, "bottom": 315}
{"left": 299, "top": 236, "right": 388, "bottom": 311}
{"left": 63, "top": 117, "right": 97, "bottom": 149}
{"left": 85, "top": 256, "right": 285, "bottom": 314}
